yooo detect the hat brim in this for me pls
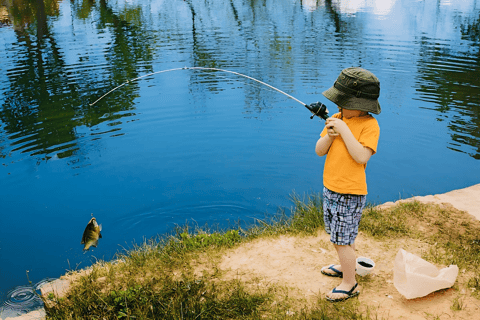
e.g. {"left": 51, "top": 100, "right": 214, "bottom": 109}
{"left": 322, "top": 86, "right": 381, "bottom": 115}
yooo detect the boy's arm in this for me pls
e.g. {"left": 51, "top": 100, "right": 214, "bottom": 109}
{"left": 340, "top": 129, "right": 373, "bottom": 164}
{"left": 315, "top": 133, "right": 335, "bottom": 156}
{"left": 325, "top": 118, "right": 373, "bottom": 164}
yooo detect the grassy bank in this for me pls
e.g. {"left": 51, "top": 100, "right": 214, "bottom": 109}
{"left": 43, "top": 195, "right": 480, "bottom": 319}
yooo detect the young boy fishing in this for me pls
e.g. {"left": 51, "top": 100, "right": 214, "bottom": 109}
{"left": 315, "top": 67, "right": 381, "bottom": 302}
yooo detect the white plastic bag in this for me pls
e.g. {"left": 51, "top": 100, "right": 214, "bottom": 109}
{"left": 393, "top": 249, "right": 458, "bottom": 299}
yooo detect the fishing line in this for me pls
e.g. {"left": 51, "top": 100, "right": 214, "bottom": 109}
{"left": 90, "top": 67, "right": 306, "bottom": 106}
{"left": 194, "top": 68, "right": 282, "bottom": 97}
{"left": 89, "top": 66, "right": 328, "bottom": 120}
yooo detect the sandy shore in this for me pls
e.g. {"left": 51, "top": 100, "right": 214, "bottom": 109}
{"left": 4, "top": 183, "right": 480, "bottom": 320}
{"left": 376, "top": 183, "right": 480, "bottom": 221}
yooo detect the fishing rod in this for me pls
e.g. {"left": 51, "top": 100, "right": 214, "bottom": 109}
{"left": 89, "top": 66, "right": 329, "bottom": 120}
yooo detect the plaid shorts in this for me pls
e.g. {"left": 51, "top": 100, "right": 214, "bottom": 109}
{"left": 323, "top": 187, "right": 366, "bottom": 245}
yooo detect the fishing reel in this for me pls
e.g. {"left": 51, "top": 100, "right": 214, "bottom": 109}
{"left": 305, "top": 102, "right": 329, "bottom": 120}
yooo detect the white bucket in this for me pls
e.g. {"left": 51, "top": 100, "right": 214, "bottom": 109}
{"left": 356, "top": 257, "right": 375, "bottom": 276}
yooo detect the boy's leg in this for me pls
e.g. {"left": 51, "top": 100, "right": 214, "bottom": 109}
{"left": 321, "top": 243, "right": 355, "bottom": 276}
{"left": 325, "top": 244, "right": 358, "bottom": 300}
{"left": 321, "top": 189, "right": 364, "bottom": 299}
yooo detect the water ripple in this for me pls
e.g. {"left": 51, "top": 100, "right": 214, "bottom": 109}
{"left": 116, "top": 202, "right": 258, "bottom": 232}
{"left": 0, "top": 278, "right": 57, "bottom": 316}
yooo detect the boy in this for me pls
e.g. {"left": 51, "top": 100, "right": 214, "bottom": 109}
{"left": 315, "top": 67, "right": 380, "bottom": 302}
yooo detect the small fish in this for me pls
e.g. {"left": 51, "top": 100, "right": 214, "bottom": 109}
{"left": 81, "top": 217, "right": 102, "bottom": 251}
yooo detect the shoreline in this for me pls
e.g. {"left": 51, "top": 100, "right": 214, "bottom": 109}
{"left": 3, "top": 183, "right": 480, "bottom": 320}
{"left": 376, "top": 183, "right": 480, "bottom": 221}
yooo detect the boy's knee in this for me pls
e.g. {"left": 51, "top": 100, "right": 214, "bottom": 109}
{"left": 333, "top": 242, "right": 355, "bottom": 249}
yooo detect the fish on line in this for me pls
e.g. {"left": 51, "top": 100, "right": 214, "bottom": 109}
{"left": 81, "top": 217, "right": 102, "bottom": 251}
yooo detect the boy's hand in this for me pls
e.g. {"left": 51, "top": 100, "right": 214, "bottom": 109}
{"left": 325, "top": 117, "right": 348, "bottom": 137}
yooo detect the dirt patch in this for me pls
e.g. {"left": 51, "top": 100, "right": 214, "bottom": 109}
{"left": 213, "top": 204, "right": 480, "bottom": 320}
{"left": 216, "top": 233, "right": 479, "bottom": 319}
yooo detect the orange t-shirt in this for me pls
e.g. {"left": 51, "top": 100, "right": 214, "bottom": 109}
{"left": 320, "top": 113, "right": 380, "bottom": 195}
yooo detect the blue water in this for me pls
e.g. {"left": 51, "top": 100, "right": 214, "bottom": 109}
{"left": 1, "top": 0, "right": 480, "bottom": 314}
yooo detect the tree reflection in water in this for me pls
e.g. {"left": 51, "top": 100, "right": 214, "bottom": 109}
{"left": 0, "top": 0, "right": 154, "bottom": 164}
{"left": 0, "top": 0, "right": 480, "bottom": 163}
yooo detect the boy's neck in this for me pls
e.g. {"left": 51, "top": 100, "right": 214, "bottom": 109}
{"left": 341, "top": 109, "right": 369, "bottom": 119}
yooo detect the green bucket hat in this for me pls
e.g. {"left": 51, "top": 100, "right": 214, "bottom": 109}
{"left": 322, "top": 67, "right": 381, "bottom": 114}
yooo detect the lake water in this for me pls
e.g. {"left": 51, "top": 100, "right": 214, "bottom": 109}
{"left": 1, "top": 0, "right": 480, "bottom": 313}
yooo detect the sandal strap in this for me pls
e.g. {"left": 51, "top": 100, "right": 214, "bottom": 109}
{"left": 328, "top": 265, "right": 342, "bottom": 274}
{"left": 331, "top": 283, "right": 358, "bottom": 295}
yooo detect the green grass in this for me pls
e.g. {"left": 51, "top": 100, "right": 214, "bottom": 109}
{"left": 468, "top": 274, "right": 480, "bottom": 298}
{"left": 47, "top": 272, "right": 271, "bottom": 319}
{"left": 359, "top": 201, "right": 425, "bottom": 238}
{"left": 244, "top": 193, "right": 324, "bottom": 238}
{"left": 43, "top": 195, "right": 480, "bottom": 319}
{"left": 450, "top": 295, "right": 464, "bottom": 311}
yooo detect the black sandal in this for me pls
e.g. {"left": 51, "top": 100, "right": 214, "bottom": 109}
{"left": 321, "top": 264, "right": 343, "bottom": 278}
{"left": 326, "top": 283, "right": 360, "bottom": 302}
